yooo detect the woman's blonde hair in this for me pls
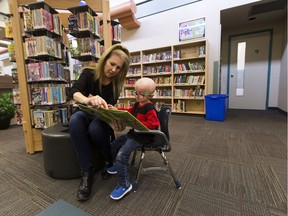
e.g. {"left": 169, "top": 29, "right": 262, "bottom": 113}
{"left": 88, "top": 44, "right": 130, "bottom": 100}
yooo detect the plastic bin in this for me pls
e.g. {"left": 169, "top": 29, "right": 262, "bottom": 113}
{"left": 205, "top": 94, "right": 229, "bottom": 121}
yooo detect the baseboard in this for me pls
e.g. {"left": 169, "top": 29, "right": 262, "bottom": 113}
{"left": 268, "top": 107, "right": 287, "bottom": 115}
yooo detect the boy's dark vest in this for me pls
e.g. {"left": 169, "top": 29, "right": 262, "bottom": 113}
{"left": 127, "top": 102, "right": 157, "bottom": 144}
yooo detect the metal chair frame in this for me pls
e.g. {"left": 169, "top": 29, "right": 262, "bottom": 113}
{"left": 131, "top": 106, "right": 182, "bottom": 191}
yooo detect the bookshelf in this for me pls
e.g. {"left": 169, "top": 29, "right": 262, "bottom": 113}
{"left": 117, "top": 39, "right": 208, "bottom": 114}
{"left": 9, "top": 0, "right": 113, "bottom": 154}
{"left": 4, "top": 15, "right": 22, "bottom": 125}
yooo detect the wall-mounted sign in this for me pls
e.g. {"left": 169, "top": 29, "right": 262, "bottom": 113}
{"left": 179, "top": 17, "right": 205, "bottom": 41}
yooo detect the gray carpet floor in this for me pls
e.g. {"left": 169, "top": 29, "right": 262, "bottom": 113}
{"left": 0, "top": 109, "right": 286, "bottom": 216}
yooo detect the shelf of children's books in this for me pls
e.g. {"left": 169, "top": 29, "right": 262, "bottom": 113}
{"left": 71, "top": 55, "right": 99, "bottom": 62}
{"left": 25, "top": 29, "right": 61, "bottom": 38}
{"left": 142, "top": 60, "right": 171, "bottom": 65}
{"left": 68, "top": 5, "right": 97, "bottom": 16}
{"left": 173, "top": 56, "right": 206, "bottom": 61}
{"left": 153, "top": 97, "right": 172, "bottom": 99}
{"left": 30, "top": 102, "right": 69, "bottom": 107}
{"left": 155, "top": 84, "right": 171, "bottom": 87}
{"left": 174, "top": 70, "right": 205, "bottom": 75}
{"left": 130, "top": 63, "right": 141, "bottom": 66}
{"left": 173, "top": 83, "right": 205, "bottom": 87}
{"left": 174, "top": 97, "right": 204, "bottom": 100}
{"left": 143, "top": 72, "right": 172, "bottom": 77}
{"left": 126, "top": 74, "right": 142, "bottom": 78}
{"left": 26, "top": 55, "right": 63, "bottom": 62}
{"left": 27, "top": 80, "right": 69, "bottom": 84}
{"left": 23, "top": 2, "right": 58, "bottom": 14}
{"left": 69, "top": 30, "right": 100, "bottom": 39}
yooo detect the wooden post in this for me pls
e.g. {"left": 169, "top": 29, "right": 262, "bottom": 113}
{"left": 102, "top": 0, "right": 112, "bottom": 50}
{"left": 9, "top": 0, "right": 35, "bottom": 153}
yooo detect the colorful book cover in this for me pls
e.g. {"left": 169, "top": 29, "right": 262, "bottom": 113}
{"left": 78, "top": 104, "right": 149, "bottom": 131}
{"left": 33, "top": 110, "right": 45, "bottom": 128}
{"left": 27, "top": 63, "right": 41, "bottom": 81}
{"left": 30, "top": 87, "right": 42, "bottom": 105}
{"left": 23, "top": 10, "right": 33, "bottom": 31}
{"left": 25, "top": 37, "right": 37, "bottom": 57}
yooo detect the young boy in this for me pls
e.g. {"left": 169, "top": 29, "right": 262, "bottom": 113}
{"left": 108, "top": 77, "right": 160, "bottom": 200}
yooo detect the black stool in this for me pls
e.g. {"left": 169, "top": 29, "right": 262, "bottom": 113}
{"left": 42, "top": 124, "right": 105, "bottom": 179}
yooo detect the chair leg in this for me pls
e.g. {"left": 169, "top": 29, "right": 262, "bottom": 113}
{"left": 159, "top": 150, "right": 182, "bottom": 189}
{"left": 131, "top": 150, "right": 137, "bottom": 167}
{"left": 133, "top": 149, "right": 145, "bottom": 191}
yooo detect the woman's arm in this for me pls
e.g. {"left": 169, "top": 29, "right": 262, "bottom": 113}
{"left": 73, "top": 92, "right": 108, "bottom": 109}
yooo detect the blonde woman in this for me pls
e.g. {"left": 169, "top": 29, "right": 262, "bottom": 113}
{"left": 68, "top": 44, "right": 130, "bottom": 201}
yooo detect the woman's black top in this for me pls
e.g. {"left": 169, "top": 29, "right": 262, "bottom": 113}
{"left": 69, "top": 68, "right": 117, "bottom": 106}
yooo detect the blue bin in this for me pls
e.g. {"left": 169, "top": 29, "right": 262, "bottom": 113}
{"left": 205, "top": 94, "right": 229, "bottom": 121}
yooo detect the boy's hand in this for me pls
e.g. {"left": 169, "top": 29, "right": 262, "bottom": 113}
{"left": 107, "top": 104, "right": 118, "bottom": 110}
{"left": 110, "top": 120, "right": 126, "bottom": 132}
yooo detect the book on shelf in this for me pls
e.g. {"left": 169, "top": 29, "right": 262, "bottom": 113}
{"left": 5, "top": 19, "right": 13, "bottom": 38}
{"left": 8, "top": 44, "right": 15, "bottom": 62}
{"left": 12, "top": 69, "right": 18, "bottom": 83}
{"left": 23, "top": 10, "right": 33, "bottom": 31}
{"left": 78, "top": 104, "right": 149, "bottom": 131}
{"left": 32, "top": 8, "right": 53, "bottom": 31}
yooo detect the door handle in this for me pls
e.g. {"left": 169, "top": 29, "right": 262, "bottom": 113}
{"left": 231, "top": 74, "right": 234, "bottom": 78}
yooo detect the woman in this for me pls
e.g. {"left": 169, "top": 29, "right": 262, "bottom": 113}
{"left": 68, "top": 44, "right": 130, "bottom": 201}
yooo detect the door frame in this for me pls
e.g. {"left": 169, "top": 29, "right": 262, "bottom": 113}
{"left": 226, "top": 29, "right": 273, "bottom": 110}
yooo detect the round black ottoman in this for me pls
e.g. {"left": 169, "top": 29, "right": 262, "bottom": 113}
{"left": 42, "top": 124, "right": 81, "bottom": 179}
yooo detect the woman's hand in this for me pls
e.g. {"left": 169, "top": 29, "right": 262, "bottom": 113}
{"left": 86, "top": 95, "right": 108, "bottom": 109}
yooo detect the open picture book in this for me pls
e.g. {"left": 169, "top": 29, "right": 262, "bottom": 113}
{"left": 78, "top": 104, "right": 149, "bottom": 131}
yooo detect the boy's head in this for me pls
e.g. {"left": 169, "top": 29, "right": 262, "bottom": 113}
{"left": 133, "top": 77, "right": 156, "bottom": 102}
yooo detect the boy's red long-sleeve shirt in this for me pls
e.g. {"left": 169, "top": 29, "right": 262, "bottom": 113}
{"left": 119, "top": 102, "right": 160, "bottom": 130}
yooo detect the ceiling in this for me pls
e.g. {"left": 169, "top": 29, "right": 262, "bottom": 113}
{"left": 0, "top": 0, "right": 287, "bottom": 54}
{"left": 221, "top": 0, "right": 287, "bottom": 29}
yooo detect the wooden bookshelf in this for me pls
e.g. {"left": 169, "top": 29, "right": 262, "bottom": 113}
{"left": 9, "top": 0, "right": 113, "bottom": 154}
{"left": 117, "top": 40, "right": 208, "bottom": 114}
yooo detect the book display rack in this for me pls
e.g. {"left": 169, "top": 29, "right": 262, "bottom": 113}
{"left": 68, "top": 5, "right": 102, "bottom": 62}
{"left": 22, "top": 2, "right": 70, "bottom": 131}
{"left": 9, "top": 0, "right": 113, "bottom": 153}
{"left": 118, "top": 39, "right": 208, "bottom": 114}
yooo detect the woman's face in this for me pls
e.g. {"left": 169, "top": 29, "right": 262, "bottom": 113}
{"left": 104, "top": 54, "right": 124, "bottom": 78}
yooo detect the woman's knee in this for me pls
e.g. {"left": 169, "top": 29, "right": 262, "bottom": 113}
{"left": 69, "top": 111, "right": 89, "bottom": 131}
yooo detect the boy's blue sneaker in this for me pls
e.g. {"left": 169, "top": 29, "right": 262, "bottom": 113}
{"left": 107, "top": 166, "right": 117, "bottom": 174}
{"left": 110, "top": 184, "right": 132, "bottom": 200}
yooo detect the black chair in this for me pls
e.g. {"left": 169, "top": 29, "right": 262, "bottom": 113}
{"left": 132, "top": 106, "right": 181, "bottom": 191}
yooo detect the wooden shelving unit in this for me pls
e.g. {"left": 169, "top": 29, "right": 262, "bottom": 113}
{"left": 118, "top": 39, "right": 208, "bottom": 114}
{"left": 9, "top": 0, "right": 113, "bottom": 154}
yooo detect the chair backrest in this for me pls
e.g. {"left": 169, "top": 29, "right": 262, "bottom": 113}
{"left": 158, "top": 106, "right": 172, "bottom": 140}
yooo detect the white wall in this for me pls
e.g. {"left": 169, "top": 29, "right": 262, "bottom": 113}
{"left": 278, "top": 19, "right": 287, "bottom": 112}
{"left": 121, "top": 0, "right": 260, "bottom": 94}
